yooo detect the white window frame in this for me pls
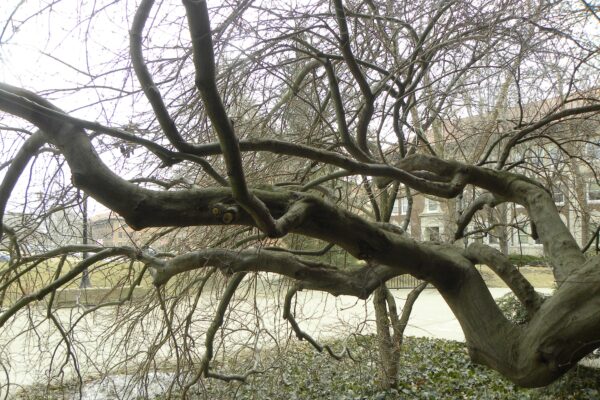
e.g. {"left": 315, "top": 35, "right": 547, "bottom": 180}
{"left": 517, "top": 222, "right": 530, "bottom": 245}
{"left": 587, "top": 182, "right": 600, "bottom": 204}
{"left": 552, "top": 187, "right": 565, "bottom": 206}
{"left": 425, "top": 198, "right": 440, "bottom": 213}
{"left": 424, "top": 226, "right": 440, "bottom": 242}
{"left": 400, "top": 198, "right": 409, "bottom": 214}
{"left": 528, "top": 146, "right": 545, "bottom": 168}
{"left": 392, "top": 198, "right": 409, "bottom": 215}
{"left": 487, "top": 233, "right": 499, "bottom": 245}
{"left": 586, "top": 141, "right": 600, "bottom": 160}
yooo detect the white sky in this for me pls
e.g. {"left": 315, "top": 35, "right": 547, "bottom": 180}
{"left": 0, "top": 0, "right": 148, "bottom": 217}
{"left": 1, "top": 0, "right": 599, "bottom": 218}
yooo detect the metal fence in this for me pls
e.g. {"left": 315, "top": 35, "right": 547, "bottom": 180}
{"left": 386, "top": 275, "right": 422, "bottom": 289}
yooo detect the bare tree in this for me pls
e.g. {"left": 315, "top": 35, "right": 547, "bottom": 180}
{"left": 1, "top": 0, "right": 600, "bottom": 396}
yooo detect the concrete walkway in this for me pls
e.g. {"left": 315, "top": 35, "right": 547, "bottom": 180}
{"left": 2, "top": 287, "right": 535, "bottom": 390}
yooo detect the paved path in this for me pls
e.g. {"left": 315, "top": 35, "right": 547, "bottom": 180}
{"left": 0, "top": 287, "right": 546, "bottom": 391}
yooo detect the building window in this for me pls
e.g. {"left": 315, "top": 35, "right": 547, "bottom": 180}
{"left": 586, "top": 141, "right": 600, "bottom": 159}
{"left": 587, "top": 182, "right": 600, "bottom": 204}
{"left": 588, "top": 223, "right": 600, "bottom": 249}
{"left": 552, "top": 187, "right": 564, "bottom": 206}
{"left": 518, "top": 224, "right": 530, "bottom": 244}
{"left": 400, "top": 198, "right": 409, "bottom": 214}
{"left": 528, "top": 145, "right": 563, "bottom": 168}
{"left": 548, "top": 147, "right": 563, "bottom": 167}
{"left": 528, "top": 146, "right": 545, "bottom": 167}
{"left": 426, "top": 199, "right": 440, "bottom": 212}
{"left": 392, "top": 198, "right": 409, "bottom": 215}
{"left": 425, "top": 226, "right": 440, "bottom": 241}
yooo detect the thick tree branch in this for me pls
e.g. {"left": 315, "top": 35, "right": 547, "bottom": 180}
{"left": 323, "top": 59, "right": 373, "bottom": 162}
{"left": 332, "top": 0, "right": 375, "bottom": 155}
{"left": 378, "top": 153, "right": 584, "bottom": 284}
{"left": 0, "top": 83, "right": 227, "bottom": 184}
{"left": 465, "top": 243, "right": 543, "bottom": 317}
{"left": 455, "top": 192, "right": 505, "bottom": 240}
{"left": 148, "top": 248, "right": 400, "bottom": 298}
{"left": 184, "top": 0, "right": 311, "bottom": 237}
{"left": 264, "top": 242, "right": 335, "bottom": 256}
{"left": 130, "top": 0, "right": 188, "bottom": 151}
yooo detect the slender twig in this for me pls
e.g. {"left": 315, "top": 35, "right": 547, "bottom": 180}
{"left": 283, "top": 285, "right": 352, "bottom": 360}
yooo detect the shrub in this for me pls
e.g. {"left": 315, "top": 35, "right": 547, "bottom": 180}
{"left": 507, "top": 254, "right": 547, "bottom": 267}
{"left": 496, "top": 293, "right": 531, "bottom": 325}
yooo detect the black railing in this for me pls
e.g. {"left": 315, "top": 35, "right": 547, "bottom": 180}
{"left": 387, "top": 275, "right": 422, "bottom": 289}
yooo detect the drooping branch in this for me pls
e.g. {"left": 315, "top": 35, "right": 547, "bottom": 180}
{"left": 0, "top": 83, "right": 227, "bottom": 184}
{"left": 0, "top": 79, "right": 586, "bottom": 287}
{"left": 0, "top": 245, "right": 111, "bottom": 295}
{"left": 323, "top": 59, "right": 373, "bottom": 162}
{"left": 130, "top": 0, "right": 249, "bottom": 185}
{"left": 0, "top": 85, "right": 475, "bottom": 290}
{"left": 183, "top": 0, "right": 330, "bottom": 238}
{"left": 0, "top": 82, "right": 471, "bottom": 199}
{"left": 180, "top": 272, "right": 257, "bottom": 391}
{"left": 183, "top": 0, "right": 282, "bottom": 236}
{"left": 263, "top": 60, "right": 322, "bottom": 125}
{"left": 0, "top": 247, "right": 137, "bottom": 327}
{"left": 130, "top": 0, "right": 187, "bottom": 151}
{"left": 496, "top": 103, "right": 600, "bottom": 169}
{"left": 283, "top": 285, "right": 351, "bottom": 360}
{"left": 0, "top": 131, "right": 45, "bottom": 240}
{"left": 300, "top": 169, "right": 351, "bottom": 192}
{"left": 332, "top": 0, "right": 375, "bottom": 156}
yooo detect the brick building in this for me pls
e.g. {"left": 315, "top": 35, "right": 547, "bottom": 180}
{"left": 390, "top": 97, "right": 600, "bottom": 256}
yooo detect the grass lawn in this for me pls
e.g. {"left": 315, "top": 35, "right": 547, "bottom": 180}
{"left": 477, "top": 265, "right": 555, "bottom": 289}
{"left": 1, "top": 258, "right": 556, "bottom": 309}
{"left": 0, "top": 258, "right": 152, "bottom": 306}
